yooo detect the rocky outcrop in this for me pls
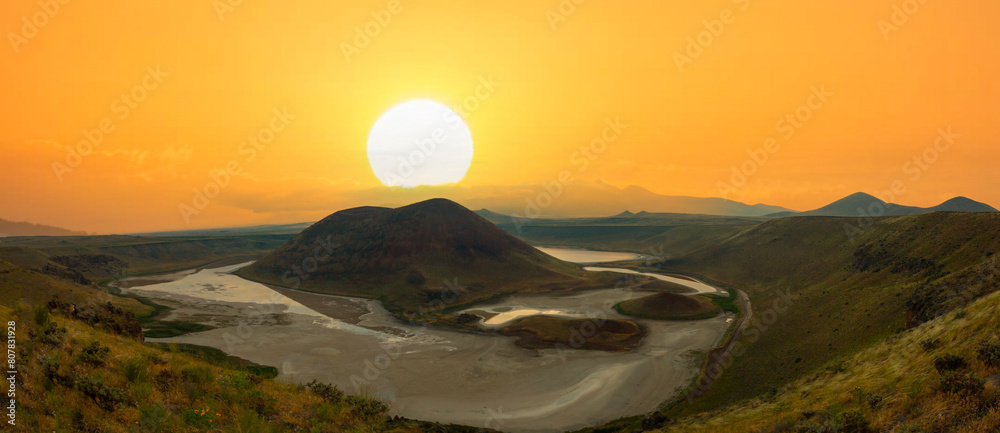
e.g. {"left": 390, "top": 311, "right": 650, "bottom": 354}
{"left": 48, "top": 297, "right": 144, "bottom": 341}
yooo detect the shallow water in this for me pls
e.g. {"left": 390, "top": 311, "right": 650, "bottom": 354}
{"left": 121, "top": 248, "right": 727, "bottom": 432}
{"left": 583, "top": 267, "right": 721, "bottom": 295}
{"left": 536, "top": 246, "right": 641, "bottom": 263}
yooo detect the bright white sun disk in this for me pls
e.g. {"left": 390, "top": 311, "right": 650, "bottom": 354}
{"left": 367, "top": 100, "right": 474, "bottom": 188}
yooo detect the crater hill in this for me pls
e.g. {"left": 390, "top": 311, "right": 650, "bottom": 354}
{"left": 237, "top": 198, "right": 617, "bottom": 319}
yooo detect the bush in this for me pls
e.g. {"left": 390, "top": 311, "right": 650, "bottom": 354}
{"left": 247, "top": 390, "right": 278, "bottom": 416}
{"left": 918, "top": 338, "right": 941, "bottom": 351}
{"left": 933, "top": 353, "right": 968, "bottom": 373}
{"left": 246, "top": 365, "right": 279, "bottom": 379}
{"left": 221, "top": 372, "right": 253, "bottom": 391}
{"left": 938, "top": 371, "right": 985, "bottom": 395}
{"left": 306, "top": 380, "right": 344, "bottom": 403}
{"left": 138, "top": 404, "right": 170, "bottom": 432}
{"left": 836, "top": 409, "right": 874, "bottom": 433}
{"left": 122, "top": 357, "right": 151, "bottom": 383}
{"left": 346, "top": 394, "right": 389, "bottom": 418}
{"left": 854, "top": 389, "right": 884, "bottom": 409}
{"left": 791, "top": 420, "right": 835, "bottom": 433}
{"left": 977, "top": 341, "right": 1000, "bottom": 368}
{"left": 74, "top": 374, "right": 133, "bottom": 411}
{"left": 154, "top": 369, "right": 178, "bottom": 391}
{"left": 34, "top": 305, "right": 50, "bottom": 327}
{"left": 762, "top": 385, "right": 779, "bottom": 400}
{"left": 143, "top": 352, "right": 167, "bottom": 365}
{"left": 38, "top": 354, "right": 60, "bottom": 380}
{"left": 180, "top": 365, "right": 214, "bottom": 384}
{"left": 315, "top": 403, "right": 339, "bottom": 423}
{"left": 78, "top": 341, "right": 110, "bottom": 366}
{"left": 37, "top": 322, "right": 67, "bottom": 345}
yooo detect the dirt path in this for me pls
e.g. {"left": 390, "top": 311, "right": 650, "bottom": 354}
{"left": 681, "top": 286, "right": 753, "bottom": 401}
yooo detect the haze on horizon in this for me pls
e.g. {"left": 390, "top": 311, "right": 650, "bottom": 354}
{"left": 1, "top": 1, "right": 998, "bottom": 234}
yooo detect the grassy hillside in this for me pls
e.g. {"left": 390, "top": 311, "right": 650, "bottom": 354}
{"left": 2, "top": 262, "right": 485, "bottom": 432}
{"left": 1, "top": 234, "right": 291, "bottom": 278}
{"left": 5, "top": 303, "right": 488, "bottom": 432}
{"left": 489, "top": 213, "right": 764, "bottom": 257}
{"left": 0, "top": 258, "right": 151, "bottom": 318}
{"left": 654, "top": 212, "right": 1000, "bottom": 414}
{"left": 656, "top": 288, "right": 1000, "bottom": 433}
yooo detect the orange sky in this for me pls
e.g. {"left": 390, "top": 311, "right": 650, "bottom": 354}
{"left": 1, "top": 0, "right": 998, "bottom": 233}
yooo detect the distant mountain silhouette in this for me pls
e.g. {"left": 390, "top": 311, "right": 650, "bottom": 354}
{"left": 927, "top": 196, "right": 999, "bottom": 213}
{"left": 240, "top": 199, "right": 588, "bottom": 316}
{"left": 467, "top": 184, "right": 794, "bottom": 217}
{"left": 270, "top": 181, "right": 797, "bottom": 219}
{"left": 796, "top": 193, "right": 998, "bottom": 217}
{"left": 0, "top": 218, "right": 88, "bottom": 236}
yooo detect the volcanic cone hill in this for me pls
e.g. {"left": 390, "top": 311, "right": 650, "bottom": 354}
{"left": 238, "top": 198, "right": 601, "bottom": 317}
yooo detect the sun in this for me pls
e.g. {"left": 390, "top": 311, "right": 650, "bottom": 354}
{"left": 367, "top": 99, "right": 474, "bottom": 188}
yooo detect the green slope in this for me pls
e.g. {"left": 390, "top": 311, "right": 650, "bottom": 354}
{"left": 660, "top": 212, "right": 1000, "bottom": 414}
{"left": 659, "top": 288, "right": 1000, "bottom": 433}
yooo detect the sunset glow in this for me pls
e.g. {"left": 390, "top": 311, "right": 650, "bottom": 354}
{"left": 1, "top": 1, "right": 997, "bottom": 233}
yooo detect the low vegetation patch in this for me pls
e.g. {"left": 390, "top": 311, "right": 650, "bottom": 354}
{"left": 615, "top": 292, "right": 721, "bottom": 321}
{"left": 500, "top": 315, "right": 647, "bottom": 351}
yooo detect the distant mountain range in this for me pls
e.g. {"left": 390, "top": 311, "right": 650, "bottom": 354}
{"left": 0, "top": 218, "right": 88, "bottom": 237}
{"left": 449, "top": 183, "right": 794, "bottom": 217}
{"left": 789, "top": 193, "right": 998, "bottom": 217}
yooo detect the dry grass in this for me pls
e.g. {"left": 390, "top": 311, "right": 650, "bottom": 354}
{"left": 7, "top": 302, "right": 464, "bottom": 432}
{"left": 658, "top": 290, "right": 1000, "bottom": 433}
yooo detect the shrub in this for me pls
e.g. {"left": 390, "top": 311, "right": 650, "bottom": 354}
{"left": 143, "top": 352, "right": 167, "bottom": 365}
{"left": 938, "top": 371, "right": 985, "bottom": 395}
{"left": 138, "top": 404, "right": 170, "bottom": 432}
{"left": 977, "top": 341, "right": 1000, "bottom": 368}
{"left": 122, "top": 357, "right": 151, "bottom": 383}
{"left": 246, "top": 390, "right": 278, "bottom": 416}
{"left": 346, "top": 394, "right": 389, "bottom": 418}
{"left": 762, "top": 385, "right": 779, "bottom": 400}
{"left": 836, "top": 409, "right": 873, "bottom": 433}
{"left": 74, "top": 374, "right": 133, "bottom": 411}
{"left": 220, "top": 372, "right": 252, "bottom": 391}
{"left": 315, "top": 403, "right": 339, "bottom": 423}
{"left": 918, "top": 338, "right": 941, "bottom": 351}
{"left": 246, "top": 365, "right": 279, "bottom": 379}
{"left": 38, "top": 354, "right": 60, "bottom": 380}
{"left": 181, "top": 365, "right": 214, "bottom": 384}
{"left": 853, "top": 389, "right": 884, "bottom": 409}
{"left": 933, "top": 353, "right": 968, "bottom": 373}
{"left": 791, "top": 420, "right": 835, "bottom": 433}
{"left": 34, "top": 305, "right": 51, "bottom": 327}
{"left": 826, "top": 361, "right": 848, "bottom": 374}
{"left": 306, "top": 380, "right": 344, "bottom": 403}
{"left": 37, "top": 322, "right": 67, "bottom": 345}
{"left": 78, "top": 341, "right": 110, "bottom": 366}
{"left": 154, "top": 368, "right": 178, "bottom": 391}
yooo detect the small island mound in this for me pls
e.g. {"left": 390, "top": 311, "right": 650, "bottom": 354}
{"left": 500, "top": 316, "right": 647, "bottom": 352}
{"left": 615, "top": 292, "right": 721, "bottom": 320}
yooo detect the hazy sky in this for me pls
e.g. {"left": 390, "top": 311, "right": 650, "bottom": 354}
{"left": 1, "top": 0, "right": 998, "bottom": 233}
